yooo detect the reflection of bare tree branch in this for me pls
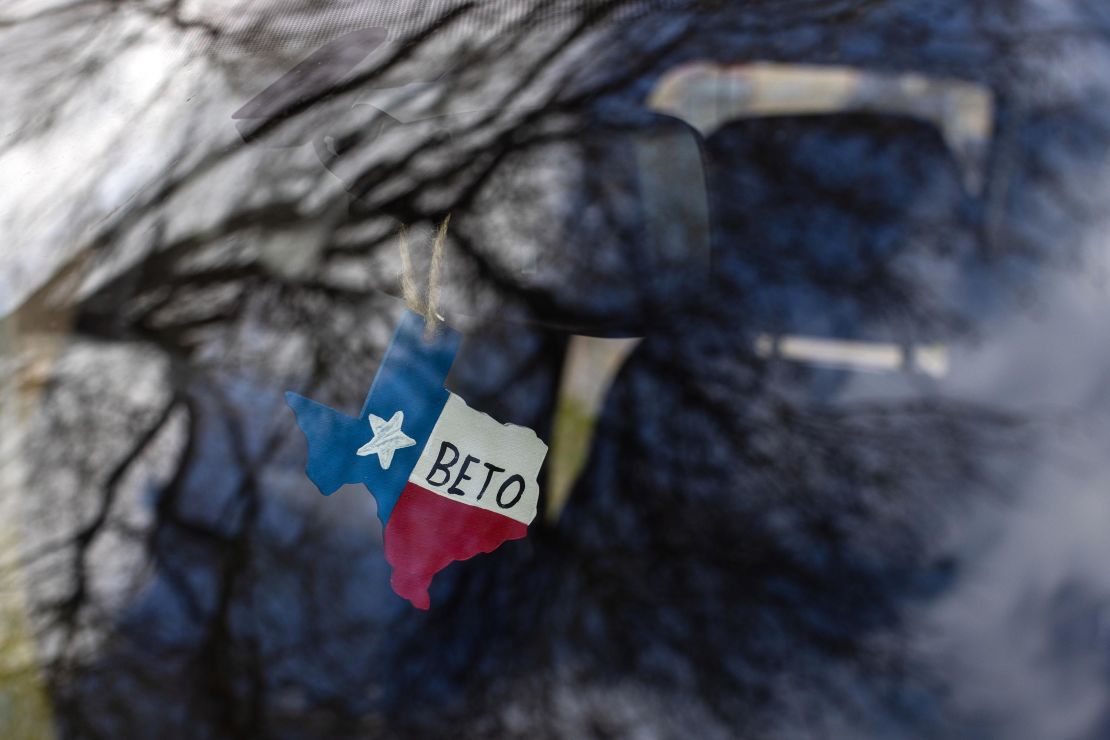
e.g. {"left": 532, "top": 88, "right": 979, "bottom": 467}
{"left": 5, "top": 0, "right": 1110, "bottom": 737}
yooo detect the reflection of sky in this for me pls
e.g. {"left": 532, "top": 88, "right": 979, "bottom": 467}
{"left": 0, "top": 17, "right": 192, "bottom": 313}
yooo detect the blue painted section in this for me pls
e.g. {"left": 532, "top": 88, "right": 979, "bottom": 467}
{"left": 286, "top": 310, "right": 460, "bottom": 526}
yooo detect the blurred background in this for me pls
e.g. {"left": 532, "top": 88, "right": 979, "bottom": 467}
{"left": 3, "top": 1, "right": 1110, "bottom": 737}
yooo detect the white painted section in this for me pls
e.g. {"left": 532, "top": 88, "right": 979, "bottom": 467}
{"left": 409, "top": 393, "right": 547, "bottom": 525}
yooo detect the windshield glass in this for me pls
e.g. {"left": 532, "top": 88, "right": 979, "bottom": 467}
{"left": 3, "top": 2, "right": 1110, "bottom": 738}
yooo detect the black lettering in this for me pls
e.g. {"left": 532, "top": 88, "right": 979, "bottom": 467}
{"left": 496, "top": 474, "right": 526, "bottom": 509}
{"left": 476, "top": 462, "right": 505, "bottom": 500}
{"left": 425, "top": 441, "right": 459, "bottom": 487}
{"left": 448, "top": 455, "right": 480, "bottom": 496}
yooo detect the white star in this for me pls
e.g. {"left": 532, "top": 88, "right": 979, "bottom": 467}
{"left": 356, "top": 410, "right": 416, "bottom": 470}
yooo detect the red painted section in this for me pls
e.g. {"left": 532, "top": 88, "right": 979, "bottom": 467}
{"left": 384, "top": 482, "right": 528, "bottom": 609}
